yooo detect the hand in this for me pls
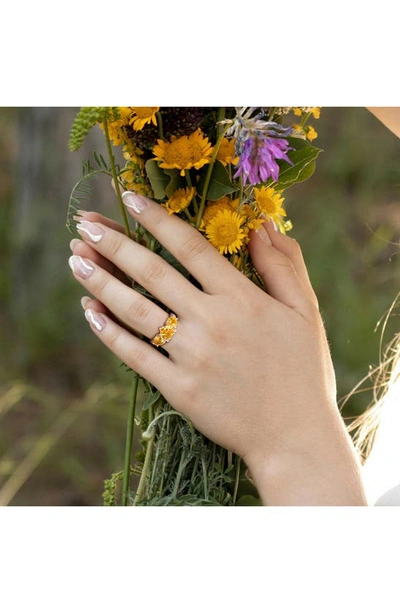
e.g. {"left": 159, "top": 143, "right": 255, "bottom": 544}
{"left": 69, "top": 193, "right": 367, "bottom": 505}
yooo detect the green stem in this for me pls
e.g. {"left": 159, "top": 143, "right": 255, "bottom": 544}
{"left": 299, "top": 110, "right": 312, "bottom": 128}
{"left": 121, "top": 373, "right": 140, "bottom": 506}
{"left": 102, "top": 115, "right": 131, "bottom": 238}
{"left": 201, "top": 455, "right": 209, "bottom": 501}
{"left": 171, "top": 450, "right": 188, "bottom": 500}
{"left": 133, "top": 403, "right": 161, "bottom": 505}
{"left": 216, "top": 107, "right": 225, "bottom": 136}
{"left": 195, "top": 125, "right": 227, "bottom": 229}
{"left": 232, "top": 455, "right": 241, "bottom": 505}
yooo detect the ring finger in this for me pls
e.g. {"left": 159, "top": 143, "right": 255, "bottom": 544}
{"left": 68, "top": 255, "right": 181, "bottom": 352}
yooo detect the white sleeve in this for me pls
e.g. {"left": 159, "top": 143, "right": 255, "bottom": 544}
{"left": 362, "top": 386, "right": 400, "bottom": 505}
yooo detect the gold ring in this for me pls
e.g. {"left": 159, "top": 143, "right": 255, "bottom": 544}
{"left": 151, "top": 313, "right": 178, "bottom": 347}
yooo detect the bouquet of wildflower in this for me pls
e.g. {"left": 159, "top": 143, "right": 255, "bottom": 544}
{"left": 68, "top": 106, "right": 321, "bottom": 505}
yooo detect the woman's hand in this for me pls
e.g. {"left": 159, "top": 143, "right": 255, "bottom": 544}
{"left": 69, "top": 193, "right": 367, "bottom": 505}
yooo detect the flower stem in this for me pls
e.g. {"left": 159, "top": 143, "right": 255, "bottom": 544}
{"left": 133, "top": 402, "right": 161, "bottom": 505}
{"left": 102, "top": 114, "right": 131, "bottom": 238}
{"left": 121, "top": 373, "right": 140, "bottom": 506}
{"left": 195, "top": 124, "right": 227, "bottom": 229}
{"left": 216, "top": 107, "right": 225, "bottom": 136}
{"left": 232, "top": 455, "right": 241, "bottom": 505}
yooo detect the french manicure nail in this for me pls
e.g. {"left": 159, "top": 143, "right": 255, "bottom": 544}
{"left": 85, "top": 308, "right": 106, "bottom": 331}
{"left": 70, "top": 238, "right": 83, "bottom": 251}
{"left": 81, "top": 296, "right": 91, "bottom": 309}
{"left": 68, "top": 255, "right": 95, "bottom": 279}
{"left": 76, "top": 220, "right": 105, "bottom": 243}
{"left": 256, "top": 224, "right": 272, "bottom": 246}
{"left": 121, "top": 191, "right": 147, "bottom": 214}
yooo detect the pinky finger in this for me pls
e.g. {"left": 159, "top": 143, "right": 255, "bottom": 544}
{"left": 83, "top": 308, "right": 175, "bottom": 388}
{"left": 81, "top": 295, "right": 108, "bottom": 314}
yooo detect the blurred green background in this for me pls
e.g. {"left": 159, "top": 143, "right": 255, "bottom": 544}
{"left": 1, "top": 107, "right": 400, "bottom": 505}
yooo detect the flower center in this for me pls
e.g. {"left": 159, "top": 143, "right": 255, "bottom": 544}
{"left": 258, "top": 195, "right": 276, "bottom": 214}
{"left": 165, "top": 138, "right": 203, "bottom": 167}
{"left": 215, "top": 221, "right": 240, "bottom": 246}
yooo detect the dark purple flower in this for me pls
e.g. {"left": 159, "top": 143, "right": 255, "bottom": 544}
{"left": 234, "top": 133, "right": 293, "bottom": 185}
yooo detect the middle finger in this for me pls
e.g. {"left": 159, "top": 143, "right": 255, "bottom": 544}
{"left": 75, "top": 219, "right": 202, "bottom": 315}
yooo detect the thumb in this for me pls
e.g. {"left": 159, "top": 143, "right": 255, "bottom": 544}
{"left": 248, "top": 221, "right": 314, "bottom": 314}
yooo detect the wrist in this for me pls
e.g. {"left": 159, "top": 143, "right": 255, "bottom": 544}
{"left": 244, "top": 415, "right": 367, "bottom": 506}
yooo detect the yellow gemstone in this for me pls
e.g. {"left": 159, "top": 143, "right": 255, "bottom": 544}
{"left": 152, "top": 335, "right": 164, "bottom": 346}
{"left": 159, "top": 326, "right": 175, "bottom": 341}
{"left": 166, "top": 315, "right": 178, "bottom": 327}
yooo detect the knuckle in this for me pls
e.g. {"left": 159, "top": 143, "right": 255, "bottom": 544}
{"left": 106, "top": 231, "right": 125, "bottom": 260}
{"left": 178, "top": 234, "right": 209, "bottom": 263}
{"left": 179, "top": 372, "right": 200, "bottom": 402}
{"left": 92, "top": 273, "right": 111, "bottom": 296}
{"left": 126, "top": 297, "right": 151, "bottom": 324}
{"left": 143, "top": 258, "right": 168, "bottom": 284}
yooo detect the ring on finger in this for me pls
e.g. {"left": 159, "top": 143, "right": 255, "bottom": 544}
{"left": 151, "top": 314, "right": 179, "bottom": 347}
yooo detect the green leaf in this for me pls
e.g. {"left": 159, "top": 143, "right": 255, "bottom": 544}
{"left": 145, "top": 159, "right": 170, "bottom": 200}
{"left": 198, "top": 160, "right": 236, "bottom": 201}
{"left": 273, "top": 137, "right": 323, "bottom": 190}
{"left": 142, "top": 388, "right": 161, "bottom": 411}
{"left": 164, "top": 168, "right": 181, "bottom": 198}
{"left": 235, "top": 495, "right": 262, "bottom": 506}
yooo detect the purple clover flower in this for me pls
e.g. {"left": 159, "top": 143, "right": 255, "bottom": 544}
{"left": 234, "top": 133, "right": 293, "bottom": 185}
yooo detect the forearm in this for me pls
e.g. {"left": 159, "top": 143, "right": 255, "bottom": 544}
{"left": 367, "top": 107, "right": 400, "bottom": 139}
{"left": 246, "top": 409, "right": 368, "bottom": 506}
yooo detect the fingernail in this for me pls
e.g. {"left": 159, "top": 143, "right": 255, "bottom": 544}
{"left": 68, "top": 255, "right": 95, "bottom": 279}
{"left": 85, "top": 308, "right": 106, "bottom": 331}
{"left": 81, "top": 296, "right": 91, "bottom": 309}
{"left": 121, "top": 191, "right": 147, "bottom": 214}
{"left": 76, "top": 220, "right": 105, "bottom": 243}
{"left": 255, "top": 224, "right": 272, "bottom": 245}
{"left": 261, "top": 214, "right": 279, "bottom": 232}
{"left": 70, "top": 238, "right": 83, "bottom": 251}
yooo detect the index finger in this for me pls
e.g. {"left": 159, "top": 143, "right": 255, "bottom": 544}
{"left": 121, "top": 191, "right": 242, "bottom": 295}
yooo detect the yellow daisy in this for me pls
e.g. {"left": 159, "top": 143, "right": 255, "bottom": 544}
{"left": 205, "top": 209, "right": 247, "bottom": 255}
{"left": 129, "top": 107, "right": 159, "bottom": 131}
{"left": 164, "top": 187, "right": 196, "bottom": 215}
{"left": 254, "top": 186, "right": 286, "bottom": 223}
{"left": 201, "top": 196, "right": 238, "bottom": 227}
{"left": 152, "top": 129, "right": 214, "bottom": 176}
{"left": 216, "top": 137, "right": 239, "bottom": 166}
{"left": 99, "top": 119, "right": 125, "bottom": 146}
{"left": 117, "top": 107, "right": 134, "bottom": 121}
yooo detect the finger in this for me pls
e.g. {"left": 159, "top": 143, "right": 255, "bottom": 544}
{"left": 75, "top": 219, "right": 202, "bottom": 315}
{"left": 247, "top": 223, "right": 315, "bottom": 314}
{"left": 80, "top": 295, "right": 141, "bottom": 334}
{"left": 80, "top": 295, "right": 109, "bottom": 314}
{"left": 74, "top": 210, "right": 133, "bottom": 236}
{"left": 83, "top": 308, "right": 175, "bottom": 390}
{"left": 120, "top": 191, "right": 243, "bottom": 295}
{"left": 68, "top": 255, "right": 182, "bottom": 351}
{"left": 263, "top": 220, "right": 319, "bottom": 307}
{"left": 70, "top": 238, "right": 127, "bottom": 284}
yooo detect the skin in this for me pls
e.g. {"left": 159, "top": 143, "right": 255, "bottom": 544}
{"left": 69, "top": 192, "right": 367, "bottom": 506}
